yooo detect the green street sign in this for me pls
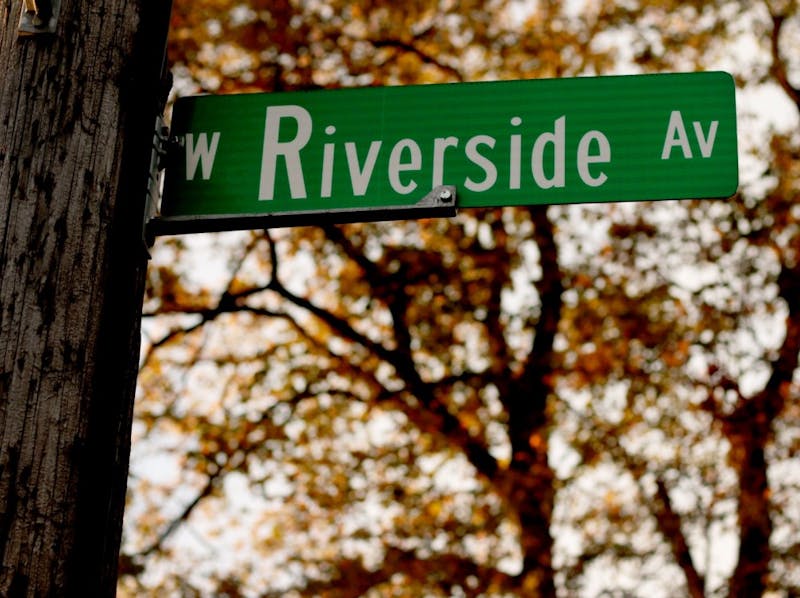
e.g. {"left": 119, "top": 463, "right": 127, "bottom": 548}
{"left": 156, "top": 71, "right": 737, "bottom": 233}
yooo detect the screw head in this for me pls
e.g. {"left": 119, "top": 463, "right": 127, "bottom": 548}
{"left": 439, "top": 188, "right": 453, "bottom": 202}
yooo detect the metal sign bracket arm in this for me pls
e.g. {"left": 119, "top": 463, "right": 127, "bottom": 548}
{"left": 147, "top": 185, "right": 458, "bottom": 238}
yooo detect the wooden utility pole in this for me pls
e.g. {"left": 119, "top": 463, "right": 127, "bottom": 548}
{"left": 0, "top": 1, "right": 171, "bottom": 594}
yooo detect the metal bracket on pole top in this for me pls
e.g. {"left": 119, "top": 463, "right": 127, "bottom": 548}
{"left": 146, "top": 185, "right": 458, "bottom": 239}
{"left": 18, "top": 0, "right": 60, "bottom": 35}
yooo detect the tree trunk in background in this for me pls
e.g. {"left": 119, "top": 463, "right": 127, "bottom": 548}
{"left": 505, "top": 206, "right": 562, "bottom": 597}
{"left": 0, "top": 1, "right": 170, "bottom": 594}
{"left": 725, "top": 262, "right": 800, "bottom": 597}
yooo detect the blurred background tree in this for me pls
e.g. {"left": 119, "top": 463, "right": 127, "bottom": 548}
{"left": 121, "top": 1, "right": 800, "bottom": 596}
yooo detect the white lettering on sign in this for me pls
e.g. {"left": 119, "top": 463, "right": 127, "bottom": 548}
{"left": 662, "top": 111, "right": 693, "bottom": 159}
{"left": 185, "top": 132, "right": 221, "bottom": 181}
{"left": 661, "top": 110, "right": 719, "bottom": 160}
{"left": 388, "top": 139, "right": 422, "bottom": 194}
{"left": 531, "top": 116, "right": 566, "bottom": 189}
{"left": 693, "top": 120, "right": 718, "bottom": 158}
{"left": 260, "top": 105, "right": 312, "bottom": 200}
{"left": 577, "top": 130, "right": 611, "bottom": 187}
{"left": 433, "top": 136, "right": 459, "bottom": 188}
{"left": 509, "top": 117, "right": 522, "bottom": 190}
{"left": 464, "top": 135, "right": 497, "bottom": 192}
{"left": 345, "top": 140, "right": 382, "bottom": 196}
{"left": 251, "top": 103, "right": 725, "bottom": 201}
{"left": 320, "top": 125, "right": 336, "bottom": 198}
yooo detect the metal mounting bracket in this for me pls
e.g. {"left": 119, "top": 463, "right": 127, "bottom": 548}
{"left": 146, "top": 185, "right": 458, "bottom": 239}
{"left": 18, "top": 0, "right": 60, "bottom": 35}
{"left": 143, "top": 115, "right": 170, "bottom": 253}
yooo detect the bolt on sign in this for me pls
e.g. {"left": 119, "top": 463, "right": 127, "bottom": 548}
{"left": 156, "top": 71, "right": 737, "bottom": 232}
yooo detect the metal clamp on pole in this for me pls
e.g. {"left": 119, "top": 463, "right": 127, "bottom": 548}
{"left": 143, "top": 115, "right": 170, "bottom": 252}
{"left": 18, "top": 0, "right": 60, "bottom": 35}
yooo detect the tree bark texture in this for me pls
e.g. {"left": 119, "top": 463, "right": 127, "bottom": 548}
{"left": 0, "top": 1, "right": 170, "bottom": 595}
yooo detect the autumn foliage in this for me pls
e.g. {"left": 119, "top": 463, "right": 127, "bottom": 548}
{"left": 122, "top": 1, "right": 800, "bottom": 596}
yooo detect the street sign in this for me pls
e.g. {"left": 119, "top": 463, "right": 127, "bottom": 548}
{"left": 156, "top": 71, "right": 737, "bottom": 234}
